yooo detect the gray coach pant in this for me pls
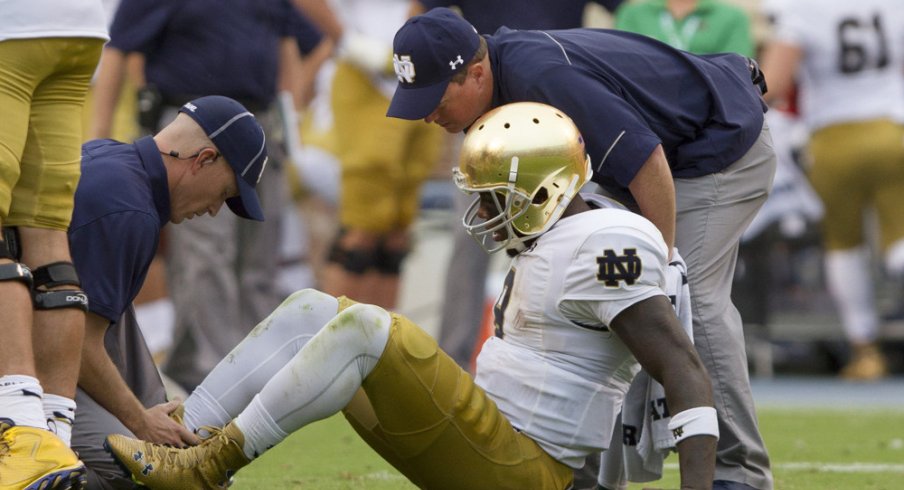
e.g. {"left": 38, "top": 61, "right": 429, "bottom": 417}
{"left": 71, "top": 307, "right": 167, "bottom": 490}
{"left": 160, "top": 106, "right": 287, "bottom": 391}
{"left": 674, "top": 121, "right": 776, "bottom": 489}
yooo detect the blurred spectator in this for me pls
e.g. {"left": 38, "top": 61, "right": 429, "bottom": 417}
{"left": 615, "top": 0, "right": 755, "bottom": 57}
{"left": 760, "top": 0, "right": 904, "bottom": 380}
{"left": 294, "top": 0, "right": 445, "bottom": 309}
{"left": 92, "top": 0, "right": 323, "bottom": 392}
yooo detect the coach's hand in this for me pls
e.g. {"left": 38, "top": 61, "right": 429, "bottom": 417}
{"left": 136, "top": 400, "right": 202, "bottom": 448}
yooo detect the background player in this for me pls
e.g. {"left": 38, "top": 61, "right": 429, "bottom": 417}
{"left": 107, "top": 102, "right": 718, "bottom": 490}
{"left": 291, "top": 0, "right": 444, "bottom": 310}
{"left": 760, "top": 0, "right": 904, "bottom": 381}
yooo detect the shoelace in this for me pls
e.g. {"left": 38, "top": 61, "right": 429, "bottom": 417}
{"left": 134, "top": 425, "right": 232, "bottom": 470}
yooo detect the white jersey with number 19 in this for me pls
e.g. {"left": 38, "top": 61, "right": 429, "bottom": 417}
{"left": 474, "top": 194, "right": 670, "bottom": 468}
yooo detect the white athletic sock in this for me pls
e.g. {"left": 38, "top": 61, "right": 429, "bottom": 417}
{"left": 0, "top": 375, "right": 47, "bottom": 429}
{"left": 43, "top": 393, "right": 76, "bottom": 446}
{"left": 258, "top": 304, "right": 391, "bottom": 432}
{"left": 234, "top": 395, "right": 288, "bottom": 459}
{"left": 183, "top": 289, "right": 339, "bottom": 427}
{"left": 229, "top": 303, "right": 391, "bottom": 460}
{"left": 183, "top": 385, "right": 232, "bottom": 434}
{"left": 825, "top": 247, "right": 878, "bottom": 343}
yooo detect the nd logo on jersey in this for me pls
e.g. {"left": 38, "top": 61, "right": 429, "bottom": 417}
{"left": 596, "top": 248, "right": 642, "bottom": 287}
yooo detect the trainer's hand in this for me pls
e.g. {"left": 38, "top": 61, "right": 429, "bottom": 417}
{"left": 135, "top": 400, "right": 201, "bottom": 447}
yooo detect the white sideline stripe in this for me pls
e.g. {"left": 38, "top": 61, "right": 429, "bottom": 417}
{"left": 663, "top": 462, "right": 904, "bottom": 473}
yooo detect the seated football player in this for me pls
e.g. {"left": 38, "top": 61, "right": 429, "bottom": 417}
{"left": 105, "top": 102, "right": 718, "bottom": 490}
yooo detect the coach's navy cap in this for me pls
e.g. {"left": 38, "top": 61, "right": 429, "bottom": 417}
{"left": 387, "top": 7, "right": 480, "bottom": 120}
{"left": 179, "top": 95, "right": 268, "bottom": 221}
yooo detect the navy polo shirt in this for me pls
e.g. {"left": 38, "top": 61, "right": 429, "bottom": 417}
{"left": 108, "top": 0, "right": 295, "bottom": 105}
{"left": 419, "top": 0, "right": 625, "bottom": 33}
{"left": 486, "top": 28, "right": 766, "bottom": 197}
{"left": 289, "top": 8, "right": 323, "bottom": 56}
{"left": 70, "top": 137, "right": 170, "bottom": 323}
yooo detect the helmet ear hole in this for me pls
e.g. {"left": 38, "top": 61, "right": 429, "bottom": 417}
{"left": 532, "top": 187, "right": 549, "bottom": 205}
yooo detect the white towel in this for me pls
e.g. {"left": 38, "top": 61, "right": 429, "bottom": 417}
{"left": 598, "top": 250, "right": 693, "bottom": 487}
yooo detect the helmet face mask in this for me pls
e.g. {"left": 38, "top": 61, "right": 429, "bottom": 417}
{"left": 453, "top": 102, "right": 592, "bottom": 254}
{"left": 455, "top": 171, "right": 534, "bottom": 254}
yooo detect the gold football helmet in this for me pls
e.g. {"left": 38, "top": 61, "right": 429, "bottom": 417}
{"left": 453, "top": 102, "right": 592, "bottom": 253}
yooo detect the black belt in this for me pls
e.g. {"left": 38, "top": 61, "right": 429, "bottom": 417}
{"left": 745, "top": 57, "right": 768, "bottom": 96}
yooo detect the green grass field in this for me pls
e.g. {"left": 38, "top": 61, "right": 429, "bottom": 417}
{"left": 229, "top": 408, "right": 904, "bottom": 489}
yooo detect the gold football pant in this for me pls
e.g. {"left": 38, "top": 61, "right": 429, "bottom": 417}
{"left": 808, "top": 119, "right": 904, "bottom": 251}
{"left": 0, "top": 37, "right": 103, "bottom": 229}
{"left": 331, "top": 62, "right": 443, "bottom": 233}
{"left": 342, "top": 312, "right": 573, "bottom": 490}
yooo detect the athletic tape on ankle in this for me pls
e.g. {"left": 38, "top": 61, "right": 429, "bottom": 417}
{"left": 667, "top": 406, "right": 719, "bottom": 443}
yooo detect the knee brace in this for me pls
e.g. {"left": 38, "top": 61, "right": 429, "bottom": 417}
{"left": 1, "top": 226, "right": 22, "bottom": 260}
{"left": 374, "top": 240, "right": 409, "bottom": 275}
{"left": 31, "top": 261, "right": 89, "bottom": 312}
{"left": 327, "top": 231, "right": 378, "bottom": 275}
{"left": 0, "top": 233, "right": 32, "bottom": 287}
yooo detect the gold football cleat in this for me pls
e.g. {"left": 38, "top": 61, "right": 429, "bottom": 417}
{"left": 106, "top": 421, "right": 250, "bottom": 489}
{"left": 0, "top": 419, "right": 87, "bottom": 490}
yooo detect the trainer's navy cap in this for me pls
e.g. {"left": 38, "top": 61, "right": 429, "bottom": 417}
{"left": 387, "top": 7, "right": 480, "bottom": 120}
{"left": 179, "top": 95, "right": 268, "bottom": 221}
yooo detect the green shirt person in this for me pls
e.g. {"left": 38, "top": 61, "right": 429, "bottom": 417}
{"left": 615, "top": 0, "right": 754, "bottom": 57}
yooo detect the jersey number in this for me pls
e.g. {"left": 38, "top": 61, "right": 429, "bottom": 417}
{"left": 837, "top": 13, "right": 889, "bottom": 74}
{"left": 493, "top": 268, "right": 516, "bottom": 339}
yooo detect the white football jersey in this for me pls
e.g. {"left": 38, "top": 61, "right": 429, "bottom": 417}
{"left": 0, "top": 0, "right": 108, "bottom": 42}
{"left": 474, "top": 194, "right": 670, "bottom": 468}
{"left": 765, "top": 0, "right": 904, "bottom": 130}
{"left": 330, "top": 0, "right": 409, "bottom": 96}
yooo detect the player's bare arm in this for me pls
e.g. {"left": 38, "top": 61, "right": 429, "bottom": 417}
{"left": 611, "top": 295, "right": 717, "bottom": 490}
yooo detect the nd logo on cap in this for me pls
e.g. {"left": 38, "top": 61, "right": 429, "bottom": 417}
{"left": 393, "top": 54, "right": 416, "bottom": 84}
{"left": 387, "top": 7, "right": 480, "bottom": 120}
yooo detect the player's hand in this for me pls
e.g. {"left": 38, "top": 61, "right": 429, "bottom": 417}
{"left": 136, "top": 400, "right": 201, "bottom": 447}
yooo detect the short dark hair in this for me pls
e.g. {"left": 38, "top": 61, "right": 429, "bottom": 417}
{"left": 450, "top": 36, "right": 488, "bottom": 85}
